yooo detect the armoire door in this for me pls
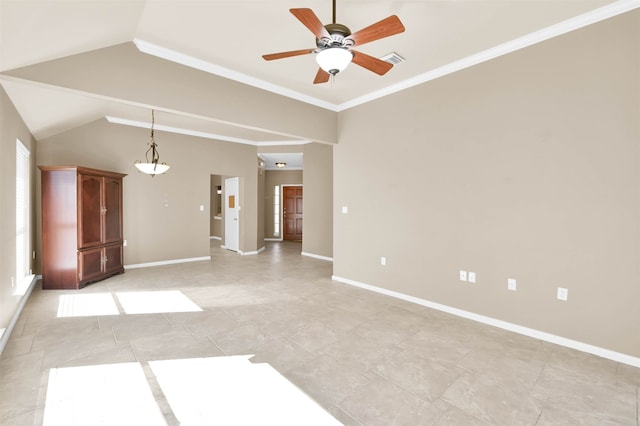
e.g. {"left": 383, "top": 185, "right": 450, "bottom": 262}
{"left": 103, "top": 177, "right": 122, "bottom": 244}
{"left": 104, "top": 244, "right": 123, "bottom": 275}
{"left": 78, "top": 174, "right": 103, "bottom": 248}
{"left": 78, "top": 247, "right": 104, "bottom": 284}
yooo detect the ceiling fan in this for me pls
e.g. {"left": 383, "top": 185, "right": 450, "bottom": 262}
{"left": 262, "top": 0, "right": 405, "bottom": 84}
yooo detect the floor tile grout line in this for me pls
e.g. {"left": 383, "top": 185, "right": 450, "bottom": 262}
{"left": 140, "top": 360, "right": 181, "bottom": 425}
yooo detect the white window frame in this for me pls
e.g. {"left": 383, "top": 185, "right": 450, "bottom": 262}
{"left": 16, "top": 139, "right": 30, "bottom": 284}
{"left": 273, "top": 185, "right": 280, "bottom": 237}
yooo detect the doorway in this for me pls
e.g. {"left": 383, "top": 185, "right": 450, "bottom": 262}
{"left": 224, "top": 177, "right": 239, "bottom": 252}
{"left": 283, "top": 185, "right": 303, "bottom": 241}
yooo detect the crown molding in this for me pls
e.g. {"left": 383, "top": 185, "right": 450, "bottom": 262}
{"left": 105, "top": 115, "right": 308, "bottom": 146}
{"left": 337, "top": 0, "right": 640, "bottom": 111}
{"left": 133, "top": 39, "right": 338, "bottom": 112}
{"left": 135, "top": 1, "right": 639, "bottom": 112}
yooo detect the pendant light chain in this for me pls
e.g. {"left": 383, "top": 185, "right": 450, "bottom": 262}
{"left": 150, "top": 109, "right": 155, "bottom": 143}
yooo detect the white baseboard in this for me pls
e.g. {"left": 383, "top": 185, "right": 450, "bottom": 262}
{"left": 209, "top": 236, "right": 222, "bottom": 241}
{"left": 125, "top": 256, "right": 211, "bottom": 269}
{"left": 332, "top": 275, "right": 640, "bottom": 368}
{"left": 264, "top": 238, "right": 282, "bottom": 242}
{"left": 239, "top": 246, "right": 265, "bottom": 256}
{"left": 301, "top": 252, "right": 334, "bottom": 262}
{"left": 0, "top": 275, "right": 38, "bottom": 357}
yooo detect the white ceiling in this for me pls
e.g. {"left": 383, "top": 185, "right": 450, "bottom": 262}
{"left": 259, "top": 153, "right": 304, "bottom": 171}
{"left": 1, "top": 0, "right": 636, "bottom": 145}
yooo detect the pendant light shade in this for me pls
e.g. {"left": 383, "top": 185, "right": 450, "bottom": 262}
{"left": 315, "top": 47, "right": 353, "bottom": 75}
{"left": 135, "top": 162, "right": 170, "bottom": 175}
{"left": 135, "top": 109, "right": 170, "bottom": 176}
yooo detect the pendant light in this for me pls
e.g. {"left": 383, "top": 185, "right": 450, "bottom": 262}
{"left": 134, "top": 109, "right": 170, "bottom": 176}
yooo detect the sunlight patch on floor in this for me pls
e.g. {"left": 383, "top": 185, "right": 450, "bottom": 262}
{"left": 43, "top": 362, "right": 166, "bottom": 426}
{"left": 150, "top": 356, "right": 341, "bottom": 425}
{"left": 57, "top": 293, "right": 120, "bottom": 318}
{"left": 115, "top": 290, "right": 202, "bottom": 314}
{"left": 41, "top": 356, "right": 339, "bottom": 425}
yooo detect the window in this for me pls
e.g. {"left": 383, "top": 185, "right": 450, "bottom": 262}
{"left": 273, "top": 186, "right": 280, "bottom": 237}
{"left": 16, "top": 139, "right": 30, "bottom": 283}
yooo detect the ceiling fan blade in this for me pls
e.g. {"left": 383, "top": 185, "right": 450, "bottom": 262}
{"left": 290, "top": 8, "right": 331, "bottom": 40}
{"left": 351, "top": 50, "right": 394, "bottom": 75}
{"left": 346, "top": 15, "right": 405, "bottom": 47}
{"left": 313, "top": 68, "right": 331, "bottom": 84}
{"left": 262, "top": 48, "right": 315, "bottom": 61}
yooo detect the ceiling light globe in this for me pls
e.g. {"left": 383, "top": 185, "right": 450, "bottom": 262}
{"left": 316, "top": 47, "right": 353, "bottom": 75}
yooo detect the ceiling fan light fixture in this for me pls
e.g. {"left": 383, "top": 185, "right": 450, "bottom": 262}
{"left": 316, "top": 47, "right": 353, "bottom": 75}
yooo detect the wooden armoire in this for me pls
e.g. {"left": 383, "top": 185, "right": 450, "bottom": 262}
{"left": 39, "top": 166, "right": 126, "bottom": 289}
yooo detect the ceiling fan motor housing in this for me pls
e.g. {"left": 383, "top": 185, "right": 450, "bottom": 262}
{"left": 317, "top": 23, "right": 354, "bottom": 48}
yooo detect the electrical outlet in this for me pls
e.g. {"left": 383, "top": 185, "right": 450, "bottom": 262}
{"left": 380, "top": 257, "right": 386, "bottom": 266}
{"left": 507, "top": 278, "right": 517, "bottom": 291}
{"left": 468, "top": 272, "right": 476, "bottom": 283}
{"left": 459, "top": 270, "right": 467, "bottom": 281}
{"left": 557, "top": 287, "right": 568, "bottom": 301}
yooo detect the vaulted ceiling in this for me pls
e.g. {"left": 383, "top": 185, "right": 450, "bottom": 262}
{"left": 1, "top": 0, "right": 633, "bottom": 144}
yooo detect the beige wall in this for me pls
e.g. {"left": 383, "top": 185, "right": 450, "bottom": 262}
{"left": 37, "top": 119, "right": 260, "bottom": 266}
{"left": 0, "top": 87, "right": 37, "bottom": 338}
{"left": 264, "top": 170, "right": 303, "bottom": 239}
{"left": 302, "top": 143, "right": 333, "bottom": 258}
{"left": 6, "top": 43, "right": 337, "bottom": 144}
{"left": 335, "top": 11, "right": 640, "bottom": 357}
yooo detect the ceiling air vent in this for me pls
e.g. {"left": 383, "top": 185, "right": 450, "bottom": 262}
{"left": 380, "top": 52, "right": 405, "bottom": 65}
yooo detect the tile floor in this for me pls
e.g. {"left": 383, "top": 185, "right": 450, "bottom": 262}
{"left": 1, "top": 240, "right": 639, "bottom": 425}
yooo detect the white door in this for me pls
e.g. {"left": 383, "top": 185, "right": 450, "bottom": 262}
{"left": 224, "top": 177, "right": 239, "bottom": 252}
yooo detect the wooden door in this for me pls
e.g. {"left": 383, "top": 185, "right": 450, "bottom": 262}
{"left": 78, "top": 174, "right": 103, "bottom": 248}
{"left": 283, "top": 186, "right": 303, "bottom": 241}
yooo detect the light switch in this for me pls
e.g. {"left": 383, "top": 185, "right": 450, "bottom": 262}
{"left": 459, "top": 270, "right": 467, "bottom": 281}
{"left": 342, "top": 206, "right": 348, "bottom": 214}
{"left": 468, "top": 272, "right": 476, "bottom": 283}
{"left": 199, "top": 205, "right": 204, "bottom": 211}
{"left": 557, "top": 287, "right": 568, "bottom": 301}
{"left": 507, "top": 278, "right": 516, "bottom": 291}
